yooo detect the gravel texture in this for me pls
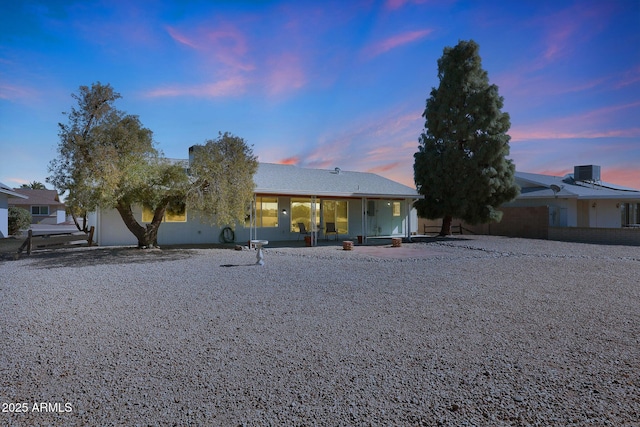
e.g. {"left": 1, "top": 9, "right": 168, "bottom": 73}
{"left": 1, "top": 236, "right": 639, "bottom": 426}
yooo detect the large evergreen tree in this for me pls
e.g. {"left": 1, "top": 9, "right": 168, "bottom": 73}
{"left": 48, "top": 82, "right": 258, "bottom": 248}
{"left": 414, "top": 40, "right": 519, "bottom": 236}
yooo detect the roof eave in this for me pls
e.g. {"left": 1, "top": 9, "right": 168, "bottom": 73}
{"left": 1, "top": 190, "right": 28, "bottom": 199}
{"left": 255, "top": 189, "right": 421, "bottom": 199}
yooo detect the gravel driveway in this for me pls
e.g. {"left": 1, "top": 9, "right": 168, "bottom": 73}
{"left": 1, "top": 236, "right": 638, "bottom": 426}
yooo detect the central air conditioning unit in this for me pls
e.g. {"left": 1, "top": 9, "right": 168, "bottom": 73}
{"left": 574, "top": 165, "right": 601, "bottom": 182}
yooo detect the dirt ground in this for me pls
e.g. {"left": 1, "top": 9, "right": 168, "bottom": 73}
{"left": 0, "top": 237, "right": 25, "bottom": 258}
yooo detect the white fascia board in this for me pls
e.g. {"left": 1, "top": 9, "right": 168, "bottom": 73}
{"left": 255, "top": 189, "right": 422, "bottom": 199}
{"left": 1, "top": 189, "right": 28, "bottom": 199}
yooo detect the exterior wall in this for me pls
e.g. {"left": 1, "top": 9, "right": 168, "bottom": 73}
{"left": 31, "top": 207, "right": 66, "bottom": 225}
{"left": 549, "top": 226, "right": 640, "bottom": 246}
{"left": 589, "top": 199, "right": 621, "bottom": 228}
{"left": 91, "top": 196, "right": 415, "bottom": 246}
{"left": 0, "top": 194, "right": 8, "bottom": 238}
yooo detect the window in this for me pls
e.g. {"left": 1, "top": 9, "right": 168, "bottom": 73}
{"left": 253, "top": 197, "right": 278, "bottom": 228}
{"left": 165, "top": 201, "right": 187, "bottom": 222}
{"left": 392, "top": 201, "right": 401, "bottom": 217}
{"left": 290, "top": 198, "right": 320, "bottom": 232}
{"left": 322, "top": 200, "right": 348, "bottom": 234}
{"left": 31, "top": 206, "right": 49, "bottom": 215}
{"left": 142, "top": 201, "right": 187, "bottom": 223}
{"left": 621, "top": 203, "right": 640, "bottom": 226}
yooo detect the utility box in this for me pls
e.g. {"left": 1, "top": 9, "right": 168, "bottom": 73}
{"left": 574, "top": 165, "right": 601, "bottom": 182}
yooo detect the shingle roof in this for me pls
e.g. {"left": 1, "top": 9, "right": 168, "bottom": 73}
{"left": 8, "top": 189, "right": 65, "bottom": 206}
{"left": 515, "top": 171, "right": 640, "bottom": 200}
{"left": 254, "top": 163, "right": 420, "bottom": 199}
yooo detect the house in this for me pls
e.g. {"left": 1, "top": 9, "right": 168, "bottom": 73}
{"left": 421, "top": 165, "right": 640, "bottom": 245}
{"left": 89, "top": 161, "right": 421, "bottom": 247}
{"left": 8, "top": 188, "right": 67, "bottom": 225}
{"left": 0, "top": 182, "right": 28, "bottom": 238}
{"left": 510, "top": 165, "right": 640, "bottom": 228}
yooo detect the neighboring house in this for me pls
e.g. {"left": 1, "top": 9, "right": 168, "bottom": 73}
{"left": 510, "top": 165, "right": 640, "bottom": 228}
{"left": 421, "top": 165, "right": 640, "bottom": 245}
{"left": 0, "top": 182, "right": 28, "bottom": 238}
{"left": 89, "top": 160, "right": 421, "bottom": 247}
{"left": 8, "top": 188, "right": 67, "bottom": 225}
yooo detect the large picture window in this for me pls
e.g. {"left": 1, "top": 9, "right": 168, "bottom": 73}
{"left": 322, "top": 200, "right": 348, "bottom": 234}
{"left": 290, "top": 198, "right": 320, "bottom": 232}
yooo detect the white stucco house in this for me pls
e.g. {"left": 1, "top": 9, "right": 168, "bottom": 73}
{"left": 509, "top": 165, "right": 640, "bottom": 228}
{"left": 89, "top": 161, "right": 421, "bottom": 247}
{"left": 0, "top": 182, "right": 28, "bottom": 238}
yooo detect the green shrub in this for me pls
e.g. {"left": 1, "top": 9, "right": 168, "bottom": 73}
{"left": 8, "top": 207, "right": 31, "bottom": 235}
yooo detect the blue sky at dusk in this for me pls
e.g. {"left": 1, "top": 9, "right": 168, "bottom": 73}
{"left": 1, "top": 0, "right": 639, "bottom": 190}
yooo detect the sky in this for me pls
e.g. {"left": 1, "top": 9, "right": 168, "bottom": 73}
{"left": 1, "top": 0, "right": 639, "bottom": 191}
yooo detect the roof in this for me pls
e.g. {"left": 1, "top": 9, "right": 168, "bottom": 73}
{"left": 254, "top": 163, "right": 420, "bottom": 199}
{"left": 8, "top": 188, "right": 65, "bottom": 206}
{"left": 515, "top": 171, "right": 640, "bottom": 200}
{"left": 0, "top": 182, "right": 28, "bottom": 199}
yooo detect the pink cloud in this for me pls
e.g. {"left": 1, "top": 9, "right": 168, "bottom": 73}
{"left": 265, "top": 53, "right": 307, "bottom": 95}
{"left": 367, "top": 161, "right": 402, "bottom": 174}
{"left": 615, "top": 66, "right": 640, "bottom": 89}
{"left": 0, "top": 84, "right": 36, "bottom": 101}
{"left": 264, "top": 108, "right": 421, "bottom": 186}
{"left": 145, "top": 76, "right": 248, "bottom": 98}
{"left": 166, "top": 25, "right": 254, "bottom": 71}
{"left": 167, "top": 26, "right": 198, "bottom": 49}
{"left": 278, "top": 156, "right": 299, "bottom": 165}
{"left": 363, "top": 29, "right": 433, "bottom": 58}
{"left": 384, "top": 0, "right": 435, "bottom": 11}
{"left": 602, "top": 167, "right": 640, "bottom": 189}
{"left": 510, "top": 101, "right": 640, "bottom": 142}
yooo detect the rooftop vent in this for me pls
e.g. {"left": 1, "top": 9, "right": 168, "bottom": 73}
{"left": 574, "top": 165, "right": 601, "bottom": 182}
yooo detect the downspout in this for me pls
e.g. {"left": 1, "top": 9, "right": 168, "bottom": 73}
{"left": 362, "top": 197, "right": 367, "bottom": 244}
{"left": 405, "top": 199, "right": 411, "bottom": 242}
{"left": 311, "top": 195, "right": 318, "bottom": 246}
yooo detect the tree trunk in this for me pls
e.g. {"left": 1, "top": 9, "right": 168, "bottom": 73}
{"left": 440, "top": 215, "right": 452, "bottom": 236}
{"left": 116, "top": 201, "right": 166, "bottom": 248}
{"left": 70, "top": 210, "right": 82, "bottom": 232}
{"left": 69, "top": 209, "right": 89, "bottom": 232}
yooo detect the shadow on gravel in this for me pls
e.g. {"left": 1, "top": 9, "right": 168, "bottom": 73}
{"left": 20, "top": 247, "right": 199, "bottom": 269}
{"left": 220, "top": 263, "right": 258, "bottom": 267}
{"left": 410, "top": 236, "right": 474, "bottom": 243}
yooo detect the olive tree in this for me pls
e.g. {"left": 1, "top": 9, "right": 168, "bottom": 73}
{"left": 48, "top": 82, "right": 258, "bottom": 248}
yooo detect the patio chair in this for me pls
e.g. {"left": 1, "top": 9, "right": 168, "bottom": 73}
{"left": 297, "top": 222, "right": 310, "bottom": 240}
{"left": 325, "top": 222, "right": 338, "bottom": 240}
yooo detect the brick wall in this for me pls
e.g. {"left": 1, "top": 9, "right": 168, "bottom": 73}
{"left": 548, "top": 226, "right": 640, "bottom": 246}
{"left": 418, "top": 206, "right": 549, "bottom": 239}
{"left": 418, "top": 207, "right": 640, "bottom": 246}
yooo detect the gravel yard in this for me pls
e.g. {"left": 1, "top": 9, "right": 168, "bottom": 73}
{"left": 1, "top": 236, "right": 638, "bottom": 426}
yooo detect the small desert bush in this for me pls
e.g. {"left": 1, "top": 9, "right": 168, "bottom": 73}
{"left": 8, "top": 207, "right": 31, "bottom": 235}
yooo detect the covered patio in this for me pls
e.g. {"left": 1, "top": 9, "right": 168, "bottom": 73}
{"left": 246, "top": 165, "right": 421, "bottom": 245}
